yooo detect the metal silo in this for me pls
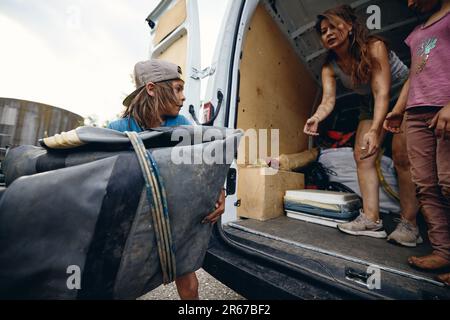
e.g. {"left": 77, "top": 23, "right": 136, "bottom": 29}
{"left": 0, "top": 97, "right": 84, "bottom": 162}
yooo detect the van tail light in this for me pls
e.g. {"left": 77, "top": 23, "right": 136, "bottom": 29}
{"left": 188, "top": 90, "right": 224, "bottom": 126}
{"left": 200, "top": 102, "right": 215, "bottom": 124}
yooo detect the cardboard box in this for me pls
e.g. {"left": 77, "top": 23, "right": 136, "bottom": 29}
{"left": 237, "top": 167, "right": 305, "bottom": 221}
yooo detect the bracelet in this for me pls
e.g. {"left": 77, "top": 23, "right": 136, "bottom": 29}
{"left": 312, "top": 115, "right": 321, "bottom": 121}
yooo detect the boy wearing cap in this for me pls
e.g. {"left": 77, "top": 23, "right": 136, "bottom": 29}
{"left": 384, "top": 0, "right": 450, "bottom": 285}
{"left": 109, "top": 59, "right": 192, "bottom": 131}
{"left": 109, "top": 59, "right": 226, "bottom": 299}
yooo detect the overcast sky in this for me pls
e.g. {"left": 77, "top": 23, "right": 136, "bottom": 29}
{"left": 0, "top": 0, "right": 230, "bottom": 124}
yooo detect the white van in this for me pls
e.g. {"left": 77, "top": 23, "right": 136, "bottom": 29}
{"left": 146, "top": 0, "right": 450, "bottom": 299}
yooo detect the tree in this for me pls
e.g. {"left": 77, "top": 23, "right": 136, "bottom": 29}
{"left": 84, "top": 114, "right": 100, "bottom": 127}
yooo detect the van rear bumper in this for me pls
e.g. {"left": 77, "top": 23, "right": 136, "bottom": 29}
{"left": 203, "top": 224, "right": 450, "bottom": 300}
{"left": 203, "top": 226, "right": 370, "bottom": 300}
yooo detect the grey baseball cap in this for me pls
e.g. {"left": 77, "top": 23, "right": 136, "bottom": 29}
{"left": 123, "top": 59, "right": 184, "bottom": 107}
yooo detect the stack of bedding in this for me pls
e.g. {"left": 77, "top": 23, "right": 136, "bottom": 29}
{"left": 284, "top": 190, "right": 361, "bottom": 228}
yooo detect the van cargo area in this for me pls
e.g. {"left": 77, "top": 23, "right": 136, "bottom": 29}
{"left": 204, "top": 0, "right": 450, "bottom": 299}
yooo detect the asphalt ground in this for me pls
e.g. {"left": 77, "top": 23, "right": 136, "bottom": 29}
{"left": 139, "top": 269, "right": 245, "bottom": 300}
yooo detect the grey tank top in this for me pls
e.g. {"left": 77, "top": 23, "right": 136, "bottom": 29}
{"left": 331, "top": 51, "right": 409, "bottom": 95}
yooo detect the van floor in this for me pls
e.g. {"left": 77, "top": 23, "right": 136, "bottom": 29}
{"left": 225, "top": 213, "right": 444, "bottom": 283}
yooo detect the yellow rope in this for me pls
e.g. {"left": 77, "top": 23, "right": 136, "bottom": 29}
{"left": 376, "top": 150, "right": 400, "bottom": 202}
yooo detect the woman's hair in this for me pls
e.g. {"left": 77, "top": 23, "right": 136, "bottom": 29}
{"left": 122, "top": 80, "right": 178, "bottom": 129}
{"left": 315, "top": 5, "right": 386, "bottom": 86}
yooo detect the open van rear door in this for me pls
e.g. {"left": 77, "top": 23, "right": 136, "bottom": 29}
{"left": 202, "top": 0, "right": 254, "bottom": 128}
{"left": 146, "top": 0, "right": 201, "bottom": 120}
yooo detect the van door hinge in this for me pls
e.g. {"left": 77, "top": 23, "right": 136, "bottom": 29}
{"left": 191, "top": 67, "right": 216, "bottom": 80}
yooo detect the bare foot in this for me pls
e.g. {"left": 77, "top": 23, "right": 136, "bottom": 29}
{"left": 437, "top": 273, "right": 450, "bottom": 286}
{"left": 408, "top": 254, "right": 450, "bottom": 271}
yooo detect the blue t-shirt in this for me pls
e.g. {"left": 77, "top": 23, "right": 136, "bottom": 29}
{"left": 108, "top": 115, "right": 192, "bottom": 133}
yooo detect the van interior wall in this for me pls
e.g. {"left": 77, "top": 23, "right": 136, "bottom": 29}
{"left": 153, "top": 0, "right": 187, "bottom": 46}
{"left": 237, "top": 4, "right": 319, "bottom": 165}
{"left": 151, "top": 0, "right": 188, "bottom": 78}
{"left": 154, "top": 34, "right": 188, "bottom": 78}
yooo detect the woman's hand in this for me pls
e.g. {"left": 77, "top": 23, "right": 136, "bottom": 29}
{"left": 360, "top": 130, "right": 380, "bottom": 160}
{"left": 202, "top": 189, "right": 226, "bottom": 225}
{"left": 429, "top": 104, "right": 450, "bottom": 140}
{"left": 383, "top": 111, "right": 404, "bottom": 134}
{"left": 304, "top": 116, "right": 320, "bottom": 136}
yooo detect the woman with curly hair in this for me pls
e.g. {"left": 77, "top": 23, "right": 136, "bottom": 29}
{"left": 304, "top": 5, "right": 419, "bottom": 244}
